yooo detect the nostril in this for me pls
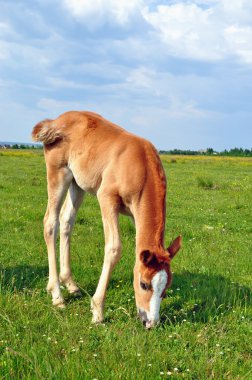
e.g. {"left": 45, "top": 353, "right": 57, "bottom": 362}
{"left": 137, "top": 308, "right": 148, "bottom": 322}
{"left": 145, "top": 320, "right": 153, "bottom": 329}
{"left": 145, "top": 319, "right": 159, "bottom": 329}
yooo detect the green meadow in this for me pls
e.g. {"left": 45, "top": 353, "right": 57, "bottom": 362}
{"left": 0, "top": 150, "right": 251, "bottom": 379}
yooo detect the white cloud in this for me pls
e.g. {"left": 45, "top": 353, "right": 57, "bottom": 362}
{"left": 142, "top": 1, "right": 252, "bottom": 63}
{"left": 220, "top": 0, "right": 252, "bottom": 23}
{"left": 0, "top": 21, "right": 11, "bottom": 35}
{"left": 225, "top": 25, "right": 252, "bottom": 64}
{"left": 143, "top": 3, "right": 224, "bottom": 61}
{"left": 37, "top": 98, "right": 82, "bottom": 113}
{"left": 167, "top": 96, "right": 206, "bottom": 119}
{"left": 61, "top": 0, "right": 252, "bottom": 64}
{"left": 63, "top": 0, "right": 143, "bottom": 26}
{"left": 131, "top": 98, "right": 205, "bottom": 128}
{"left": 46, "top": 77, "right": 87, "bottom": 89}
{"left": 126, "top": 67, "right": 156, "bottom": 89}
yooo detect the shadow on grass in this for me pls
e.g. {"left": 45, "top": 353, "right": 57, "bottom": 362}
{"left": 0, "top": 265, "right": 89, "bottom": 308}
{"left": 0, "top": 265, "right": 48, "bottom": 293}
{"left": 161, "top": 271, "right": 251, "bottom": 325}
{"left": 1, "top": 266, "right": 251, "bottom": 327}
{"left": 0, "top": 264, "right": 99, "bottom": 301}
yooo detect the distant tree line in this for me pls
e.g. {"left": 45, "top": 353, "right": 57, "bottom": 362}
{"left": 1, "top": 143, "right": 251, "bottom": 157}
{"left": 159, "top": 147, "right": 252, "bottom": 157}
{"left": 0, "top": 143, "right": 42, "bottom": 149}
{"left": 12, "top": 144, "right": 42, "bottom": 149}
{"left": 218, "top": 148, "right": 252, "bottom": 157}
{"left": 159, "top": 149, "right": 200, "bottom": 156}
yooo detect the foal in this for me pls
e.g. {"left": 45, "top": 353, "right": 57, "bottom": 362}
{"left": 32, "top": 111, "right": 181, "bottom": 328}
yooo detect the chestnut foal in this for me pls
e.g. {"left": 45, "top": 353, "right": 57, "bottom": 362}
{"left": 32, "top": 111, "right": 181, "bottom": 328}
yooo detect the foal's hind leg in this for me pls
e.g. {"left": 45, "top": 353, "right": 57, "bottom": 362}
{"left": 44, "top": 167, "right": 73, "bottom": 307}
{"left": 59, "top": 180, "right": 84, "bottom": 295}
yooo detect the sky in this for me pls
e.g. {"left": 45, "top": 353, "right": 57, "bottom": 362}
{"left": 0, "top": 0, "right": 251, "bottom": 150}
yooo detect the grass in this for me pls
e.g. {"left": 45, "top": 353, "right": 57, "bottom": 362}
{"left": 0, "top": 151, "right": 251, "bottom": 379}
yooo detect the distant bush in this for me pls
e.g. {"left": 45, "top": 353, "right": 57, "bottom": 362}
{"left": 197, "top": 177, "right": 218, "bottom": 190}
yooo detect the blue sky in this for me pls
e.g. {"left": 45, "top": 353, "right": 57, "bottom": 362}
{"left": 0, "top": 0, "right": 251, "bottom": 150}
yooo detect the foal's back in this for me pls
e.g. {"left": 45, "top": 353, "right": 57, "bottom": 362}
{"left": 33, "top": 111, "right": 158, "bottom": 198}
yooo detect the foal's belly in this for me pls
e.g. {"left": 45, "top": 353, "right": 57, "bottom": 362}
{"left": 69, "top": 160, "right": 102, "bottom": 195}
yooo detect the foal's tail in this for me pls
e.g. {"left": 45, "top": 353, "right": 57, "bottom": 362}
{"left": 32, "top": 119, "right": 64, "bottom": 145}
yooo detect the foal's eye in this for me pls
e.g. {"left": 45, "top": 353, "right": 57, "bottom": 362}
{"left": 140, "top": 280, "right": 151, "bottom": 291}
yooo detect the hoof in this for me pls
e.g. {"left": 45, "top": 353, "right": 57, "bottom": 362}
{"left": 52, "top": 297, "right": 65, "bottom": 308}
{"left": 91, "top": 315, "right": 104, "bottom": 324}
{"left": 91, "top": 298, "right": 104, "bottom": 324}
{"left": 56, "top": 302, "right": 66, "bottom": 309}
{"left": 70, "top": 289, "right": 82, "bottom": 298}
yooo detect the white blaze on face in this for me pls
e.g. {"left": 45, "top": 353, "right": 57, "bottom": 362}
{"left": 146, "top": 269, "right": 167, "bottom": 327}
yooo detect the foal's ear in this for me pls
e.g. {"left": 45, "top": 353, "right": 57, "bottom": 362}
{"left": 140, "top": 250, "right": 157, "bottom": 267}
{"left": 167, "top": 235, "right": 182, "bottom": 259}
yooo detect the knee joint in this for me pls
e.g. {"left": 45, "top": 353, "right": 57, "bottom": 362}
{"left": 44, "top": 217, "right": 58, "bottom": 241}
{"left": 105, "top": 244, "right": 122, "bottom": 264}
{"left": 60, "top": 214, "right": 75, "bottom": 236}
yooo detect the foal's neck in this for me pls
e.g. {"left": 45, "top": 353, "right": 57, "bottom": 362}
{"left": 134, "top": 180, "right": 166, "bottom": 255}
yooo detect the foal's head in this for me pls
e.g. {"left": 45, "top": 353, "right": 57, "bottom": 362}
{"left": 134, "top": 236, "right": 181, "bottom": 328}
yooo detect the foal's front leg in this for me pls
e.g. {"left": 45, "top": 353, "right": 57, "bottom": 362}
{"left": 91, "top": 193, "right": 122, "bottom": 323}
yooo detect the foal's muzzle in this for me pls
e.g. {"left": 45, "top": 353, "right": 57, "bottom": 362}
{"left": 137, "top": 308, "right": 159, "bottom": 329}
